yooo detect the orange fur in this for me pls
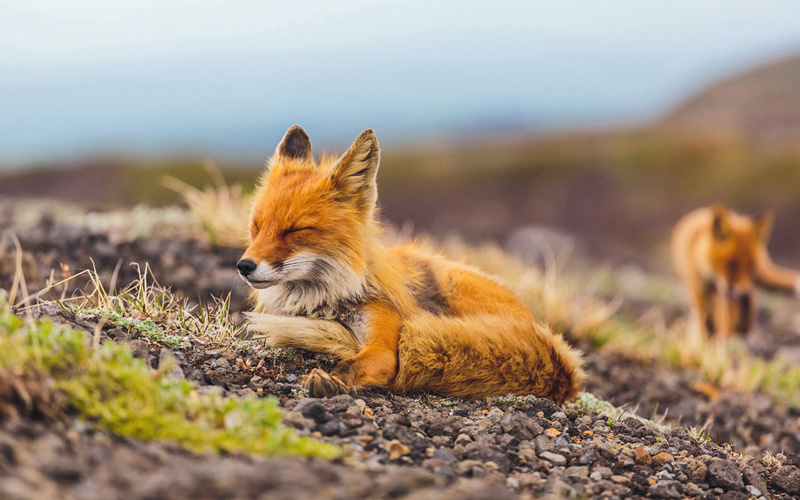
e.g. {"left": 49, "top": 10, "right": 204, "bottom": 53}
{"left": 240, "top": 126, "right": 584, "bottom": 404}
{"left": 671, "top": 204, "right": 800, "bottom": 338}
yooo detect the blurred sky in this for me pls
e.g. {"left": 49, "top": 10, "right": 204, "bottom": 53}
{"left": 2, "top": 0, "right": 800, "bottom": 166}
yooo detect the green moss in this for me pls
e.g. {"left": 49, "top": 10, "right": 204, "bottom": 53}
{"left": 0, "top": 299, "right": 340, "bottom": 459}
{"left": 78, "top": 308, "right": 184, "bottom": 347}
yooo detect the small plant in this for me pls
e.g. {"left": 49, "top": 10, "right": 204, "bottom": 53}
{"left": 53, "top": 262, "right": 246, "bottom": 348}
{"left": 687, "top": 420, "right": 713, "bottom": 444}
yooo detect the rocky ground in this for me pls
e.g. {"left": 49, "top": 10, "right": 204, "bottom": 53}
{"left": 3, "top": 211, "right": 800, "bottom": 498}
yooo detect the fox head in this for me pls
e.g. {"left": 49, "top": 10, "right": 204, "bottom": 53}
{"left": 708, "top": 204, "right": 772, "bottom": 297}
{"left": 237, "top": 125, "right": 380, "bottom": 294}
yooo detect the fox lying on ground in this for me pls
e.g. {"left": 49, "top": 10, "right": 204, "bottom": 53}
{"left": 671, "top": 204, "right": 800, "bottom": 339}
{"left": 236, "top": 126, "right": 584, "bottom": 403}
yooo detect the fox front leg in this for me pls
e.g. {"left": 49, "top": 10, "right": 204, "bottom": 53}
{"left": 245, "top": 313, "right": 360, "bottom": 359}
{"left": 303, "top": 303, "right": 401, "bottom": 398}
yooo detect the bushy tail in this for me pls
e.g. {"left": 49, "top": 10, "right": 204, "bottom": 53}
{"left": 393, "top": 313, "right": 584, "bottom": 405}
{"left": 756, "top": 249, "right": 800, "bottom": 296}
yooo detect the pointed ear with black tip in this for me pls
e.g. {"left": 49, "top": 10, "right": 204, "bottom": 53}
{"left": 712, "top": 204, "right": 730, "bottom": 241}
{"left": 275, "top": 125, "right": 312, "bottom": 162}
{"left": 330, "top": 129, "right": 380, "bottom": 211}
{"left": 753, "top": 211, "right": 774, "bottom": 242}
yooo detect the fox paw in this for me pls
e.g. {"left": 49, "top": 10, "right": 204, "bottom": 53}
{"left": 302, "top": 368, "right": 355, "bottom": 398}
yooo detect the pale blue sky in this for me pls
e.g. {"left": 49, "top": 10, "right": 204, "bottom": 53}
{"left": 1, "top": 1, "right": 800, "bottom": 165}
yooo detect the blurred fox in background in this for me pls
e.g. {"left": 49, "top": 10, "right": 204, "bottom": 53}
{"left": 236, "top": 125, "right": 584, "bottom": 403}
{"left": 671, "top": 204, "right": 800, "bottom": 339}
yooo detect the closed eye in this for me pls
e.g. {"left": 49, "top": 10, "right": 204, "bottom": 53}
{"left": 284, "top": 227, "right": 315, "bottom": 236}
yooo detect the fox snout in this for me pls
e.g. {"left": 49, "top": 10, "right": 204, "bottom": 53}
{"left": 237, "top": 251, "right": 326, "bottom": 289}
{"left": 236, "top": 258, "right": 283, "bottom": 289}
{"left": 236, "top": 259, "right": 257, "bottom": 276}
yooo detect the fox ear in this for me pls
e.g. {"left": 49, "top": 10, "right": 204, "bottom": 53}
{"left": 754, "top": 211, "right": 774, "bottom": 241}
{"left": 712, "top": 204, "right": 730, "bottom": 241}
{"left": 330, "top": 129, "right": 380, "bottom": 210}
{"left": 275, "top": 125, "right": 312, "bottom": 162}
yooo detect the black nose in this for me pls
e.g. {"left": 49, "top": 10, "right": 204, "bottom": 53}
{"left": 237, "top": 259, "right": 257, "bottom": 276}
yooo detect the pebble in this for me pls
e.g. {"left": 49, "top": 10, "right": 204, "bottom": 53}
{"left": 707, "top": 459, "right": 744, "bottom": 490}
{"left": 539, "top": 451, "right": 567, "bottom": 465}
{"left": 633, "top": 446, "right": 652, "bottom": 465}
{"left": 564, "top": 465, "right": 588, "bottom": 478}
{"left": 652, "top": 452, "right": 674, "bottom": 465}
{"left": 454, "top": 433, "right": 472, "bottom": 446}
{"left": 687, "top": 459, "right": 708, "bottom": 481}
{"left": 384, "top": 440, "right": 411, "bottom": 461}
{"left": 649, "top": 480, "right": 681, "bottom": 499}
{"left": 771, "top": 465, "right": 800, "bottom": 495}
{"left": 485, "top": 408, "right": 504, "bottom": 424}
{"left": 744, "top": 484, "right": 762, "bottom": 496}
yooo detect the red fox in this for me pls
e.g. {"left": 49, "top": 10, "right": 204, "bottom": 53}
{"left": 671, "top": 204, "right": 800, "bottom": 339}
{"left": 237, "top": 126, "right": 584, "bottom": 403}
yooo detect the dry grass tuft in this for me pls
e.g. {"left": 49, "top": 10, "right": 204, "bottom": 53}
{"left": 163, "top": 160, "right": 251, "bottom": 248}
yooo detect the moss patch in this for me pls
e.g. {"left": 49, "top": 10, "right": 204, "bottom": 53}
{"left": 0, "top": 298, "right": 340, "bottom": 459}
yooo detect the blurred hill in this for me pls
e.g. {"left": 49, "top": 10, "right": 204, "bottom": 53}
{"left": 661, "top": 53, "right": 800, "bottom": 147}
{"left": 3, "top": 54, "right": 800, "bottom": 268}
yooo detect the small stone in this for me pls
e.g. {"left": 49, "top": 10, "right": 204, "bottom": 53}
{"left": 457, "top": 459, "right": 483, "bottom": 476}
{"left": 486, "top": 407, "right": 504, "bottom": 424}
{"left": 454, "top": 433, "right": 472, "bottom": 446}
{"left": 592, "top": 466, "right": 612, "bottom": 479}
{"left": 687, "top": 459, "right": 708, "bottom": 482}
{"left": 318, "top": 419, "right": 343, "bottom": 436}
{"left": 611, "top": 475, "right": 630, "bottom": 484}
{"left": 649, "top": 480, "right": 681, "bottom": 499}
{"left": 589, "top": 471, "right": 602, "bottom": 481}
{"left": 545, "top": 428, "right": 561, "bottom": 438}
{"left": 652, "top": 452, "right": 674, "bottom": 465}
{"left": 39, "top": 458, "right": 83, "bottom": 483}
{"left": 719, "top": 492, "right": 748, "bottom": 500}
{"left": 533, "top": 435, "right": 554, "bottom": 453}
{"left": 771, "top": 465, "right": 800, "bottom": 495}
{"left": 565, "top": 466, "right": 588, "bottom": 478}
{"left": 484, "top": 461, "right": 500, "bottom": 472}
{"left": 296, "top": 401, "right": 329, "bottom": 424}
{"left": 0, "top": 477, "right": 37, "bottom": 500}
{"left": 539, "top": 451, "right": 566, "bottom": 465}
{"left": 744, "top": 484, "right": 762, "bottom": 497}
{"left": 384, "top": 440, "right": 411, "bottom": 461}
{"left": 634, "top": 447, "right": 652, "bottom": 466}
{"left": 283, "top": 411, "right": 315, "bottom": 430}
{"left": 506, "top": 477, "right": 520, "bottom": 490}
{"left": 578, "top": 447, "right": 598, "bottom": 465}
{"left": 707, "top": 459, "right": 744, "bottom": 490}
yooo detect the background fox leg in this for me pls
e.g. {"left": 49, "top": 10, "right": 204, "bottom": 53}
{"left": 303, "top": 304, "right": 401, "bottom": 398}
{"left": 734, "top": 292, "right": 756, "bottom": 333}
{"left": 686, "top": 279, "right": 713, "bottom": 334}
{"left": 710, "top": 294, "right": 733, "bottom": 340}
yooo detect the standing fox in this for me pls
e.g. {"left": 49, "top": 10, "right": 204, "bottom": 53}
{"left": 671, "top": 204, "right": 800, "bottom": 339}
{"left": 236, "top": 126, "right": 583, "bottom": 403}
